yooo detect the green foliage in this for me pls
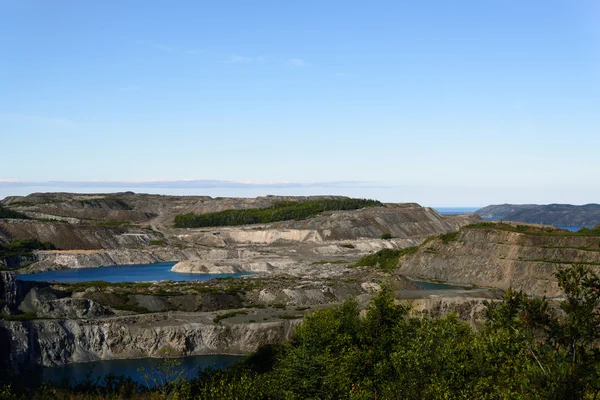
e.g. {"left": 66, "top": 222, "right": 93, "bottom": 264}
{"left": 173, "top": 198, "right": 383, "bottom": 228}
{"left": 340, "top": 243, "right": 356, "bottom": 249}
{"left": 311, "top": 260, "right": 348, "bottom": 265}
{"left": 149, "top": 239, "right": 166, "bottom": 246}
{"left": 577, "top": 226, "right": 600, "bottom": 235}
{"left": 380, "top": 232, "right": 393, "bottom": 240}
{"left": 0, "top": 312, "right": 38, "bottom": 321}
{"left": 213, "top": 310, "right": 248, "bottom": 324}
{"left": 439, "top": 231, "right": 459, "bottom": 244}
{"left": 0, "top": 205, "right": 29, "bottom": 220}
{"left": 278, "top": 314, "right": 302, "bottom": 320}
{"left": 353, "top": 247, "right": 418, "bottom": 272}
{"left": 0, "top": 239, "right": 56, "bottom": 260}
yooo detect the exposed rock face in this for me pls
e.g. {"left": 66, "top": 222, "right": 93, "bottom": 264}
{"left": 407, "top": 292, "right": 500, "bottom": 327}
{"left": 0, "top": 219, "right": 162, "bottom": 251}
{"left": 476, "top": 203, "right": 600, "bottom": 228}
{"left": 171, "top": 260, "right": 275, "bottom": 274}
{"left": 23, "top": 249, "right": 165, "bottom": 272}
{"left": 17, "top": 287, "right": 111, "bottom": 319}
{"left": 0, "top": 272, "right": 18, "bottom": 314}
{"left": 397, "top": 226, "right": 600, "bottom": 297}
{"left": 267, "top": 204, "right": 478, "bottom": 241}
{"left": 0, "top": 312, "right": 300, "bottom": 367}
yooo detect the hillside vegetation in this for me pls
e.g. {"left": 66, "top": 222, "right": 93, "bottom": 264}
{"left": 173, "top": 198, "right": 383, "bottom": 228}
{"left": 0, "top": 239, "right": 56, "bottom": 260}
{"left": 0, "top": 206, "right": 29, "bottom": 220}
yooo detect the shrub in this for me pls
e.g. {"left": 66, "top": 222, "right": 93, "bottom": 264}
{"left": 439, "top": 231, "right": 459, "bottom": 244}
{"left": 213, "top": 310, "right": 248, "bottom": 324}
{"left": 353, "top": 246, "right": 418, "bottom": 272}
{"left": 380, "top": 232, "right": 393, "bottom": 240}
{"left": 0, "top": 205, "right": 29, "bottom": 219}
{"left": 0, "top": 239, "right": 56, "bottom": 260}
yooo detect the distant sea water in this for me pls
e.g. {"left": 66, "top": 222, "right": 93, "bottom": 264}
{"left": 5, "top": 354, "right": 245, "bottom": 391}
{"left": 433, "top": 207, "right": 480, "bottom": 215}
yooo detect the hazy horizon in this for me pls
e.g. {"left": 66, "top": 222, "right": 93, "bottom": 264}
{"left": 0, "top": 179, "right": 597, "bottom": 208}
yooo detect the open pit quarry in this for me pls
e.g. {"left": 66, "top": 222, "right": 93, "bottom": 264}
{"left": 2, "top": 192, "right": 597, "bottom": 373}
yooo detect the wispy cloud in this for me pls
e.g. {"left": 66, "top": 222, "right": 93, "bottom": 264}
{"left": 287, "top": 58, "right": 309, "bottom": 68}
{"left": 0, "top": 179, "right": 377, "bottom": 190}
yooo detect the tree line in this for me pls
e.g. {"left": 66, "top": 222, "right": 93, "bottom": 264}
{"left": 173, "top": 199, "right": 383, "bottom": 228}
{"left": 0, "top": 206, "right": 29, "bottom": 220}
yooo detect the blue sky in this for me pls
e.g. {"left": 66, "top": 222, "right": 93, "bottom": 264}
{"left": 1, "top": 1, "right": 599, "bottom": 206}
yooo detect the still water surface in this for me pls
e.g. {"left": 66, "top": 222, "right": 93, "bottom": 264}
{"left": 38, "top": 354, "right": 244, "bottom": 386}
{"left": 17, "top": 262, "right": 250, "bottom": 283}
{"left": 412, "top": 280, "right": 466, "bottom": 290}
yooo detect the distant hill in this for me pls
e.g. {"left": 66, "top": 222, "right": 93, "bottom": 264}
{"left": 475, "top": 204, "right": 600, "bottom": 228}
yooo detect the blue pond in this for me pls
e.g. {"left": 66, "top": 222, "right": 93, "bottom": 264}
{"left": 17, "top": 262, "right": 250, "bottom": 283}
{"left": 412, "top": 280, "right": 465, "bottom": 290}
{"left": 34, "top": 354, "right": 244, "bottom": 387}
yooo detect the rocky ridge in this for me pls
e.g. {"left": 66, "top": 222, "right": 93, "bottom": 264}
{"left": 476, "top": 203, "right": 600, "bottom": 228}
{"left": 397, "top": 222, "right": 600, "bottom": 297}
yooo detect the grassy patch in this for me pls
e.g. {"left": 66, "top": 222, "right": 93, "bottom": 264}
{"left": 0, "top": 239, "right": 56, "bottom": 260}
{"left": 353, "top": 247, "right": 419, "bottom": 272}
{"left": 173, "top": 198, "right": 383, "bottom": 228}
{"left": 311, "top": 260, "right": 348, "bottom": 265}
{"left": 0, "top": 312, "right": 39, "bottom": 321}
{"left": 279, "top": 314, "right": 302, "bottom": 320}
{"left": 113, "top": 303, "right": 151, "bottom": 314}
{"left": 213, "top": 310, "right": 248, "bottom": 323}
{"left": 439, "top": 231, "right": 459, "bottom": 244}
{"left": 149, "top": 239, "right": 166, "bottom": 246}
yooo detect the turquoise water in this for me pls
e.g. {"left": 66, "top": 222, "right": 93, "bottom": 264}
{"left": 38, "top": 354, "right": 244, "bottom": 387}
{"left": 412, "top": 280, "right": 465, "bottom": 290}
{"left": 17, "top": 262, "right": 250, "bottom": 283}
